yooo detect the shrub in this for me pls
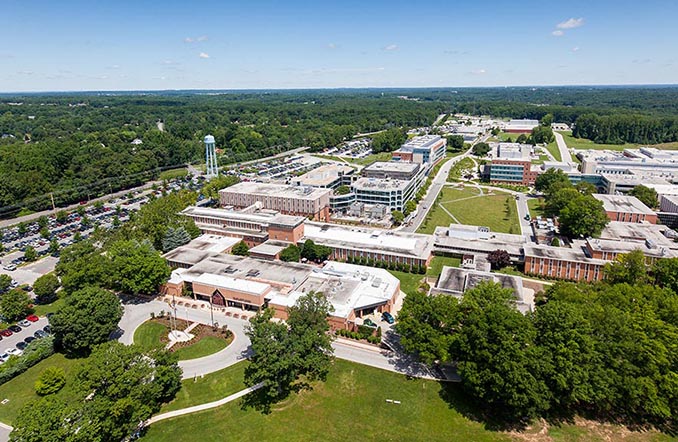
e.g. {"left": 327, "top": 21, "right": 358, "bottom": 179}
{"left": 0, "top": 336, "right": 55, "bottom": 386}
{"left": 35, "top": 366, "right": 66, "bottom": 396}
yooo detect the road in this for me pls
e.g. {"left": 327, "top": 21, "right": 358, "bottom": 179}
{"left": 553, "top": 131, "right": 573, "bottom": 163}
{"left": 401, "top": 133, "right": 490, "bottom": 233}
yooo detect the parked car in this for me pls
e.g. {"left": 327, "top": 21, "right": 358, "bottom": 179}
{"left": 6, "top": 348, "right": 22, "bottom": 357}
{"left": 18, "top": 320, "right": 31, "bottom": 327}
{"left": 0, "top": 329, "right": 12, "bottom": 337}
{"left": 43, "top": 325, "right": 51, "bottom": 334}
{"left": 34, "top": 330, "right": 47, "bottom": 339}
{"left": 8, "top": 325, "right": 21, "bottom": 333}
{"left": 0, "top": 353, "right": 9, "bottom": 363}
{"left": 24, "top": 336, "right": 35, "bottom": 345}
{"left": 26, "top": 314, "right": 39, "bottom": 322}
{"left": 381, "top": 311, "right": 395, "bottom": 324}
{"left": 16, "top": 341, "right": 27, "bottom": 351}
{"left": 363, "top": 318, "right": 377, "bottom": 328}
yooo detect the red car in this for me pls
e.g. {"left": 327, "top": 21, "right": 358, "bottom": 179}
{"left": 0, "top": 329, "right": 12, "bottom": 337}
{"left": 26, "top": 315, "right": 39, "bottom": 322}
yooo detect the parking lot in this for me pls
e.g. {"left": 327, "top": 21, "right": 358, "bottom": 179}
{"left": 0, "top": 317, "right": 49, "bottom": 357}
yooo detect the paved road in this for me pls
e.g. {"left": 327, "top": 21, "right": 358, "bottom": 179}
{"left": 402, "top": 133, "right": 490, "bottom": 233}
{"left": 553, "top": 131, "right": 573, "bottom": 163}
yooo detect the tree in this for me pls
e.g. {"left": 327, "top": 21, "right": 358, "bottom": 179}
{"left": 540, "top": 113, "right": 554, "bottom": 127}
{"left": 0, "top": 274, "right": 11, "bottom": 293}
{"left": 55, "top": 241, "right": 108, "bottom": 294}
{"left": 23, "top": 246, "right": 37, "bottom": 262}
{"left": 452, "top": 282, "right": 551, "bottom": 420}
{"left": 55, "top": 210, "right": 68, "bottom": 224}
{"left": 279, "top": 244, "right": 301, "bottom": 262}
{"left": 50, "top": 286, "right": 123, "bottom": 355}
{"left": 35, "top": 367, "right": 66, "bottom": 396}
{"left": 33, "top": 273, "right": 60, "bottom": 304}
{"left": 558, "top": 195, "right": 609, "bottom": 238}
{"left": 300, "top": 239, "right": 331, "bottom": 263}
{"left": 516, "top": 133, "right": 528, "bottom": 144}
{"left": 487, "top": 249, "right": 511, "bottom": 270}
{"left": 232, "top": 241, "right": 250, "bottom": 256}
{"left": 404, "top": 200, "right": 417, "bottom": 216}
{"left": 575, "top": 181, "right": 597, "bottom": 195}
{"left": 396, "top": 291, "right": 459, "bottom": 364}
{"left": 446, "top": 134, "right": 465, "bottom": 151}
{"left": 200, "top": 174, "right": 240, "bottom": 200}
{"left": 107, "top": 240, "right": 170, "bottom": 295}
{"left": 39, "top": 227, "right": 50, "bottom": 240}
{"left": 334, "top": 185, "right": 351, "bottom": 196}
{"left": 629, "top": 185, "right": 658, "bottom": 209}
{"left": 370, "top": 127, "right": 407, "bottom": 153}
{"left": 535, "top": 168, "right": 571, "bottom": 196}
{"left": 10, "top": 397, "right": 76, "bottom": 442}
{"left": 391, "top": 210, "right": 405, "bottom": 226}
{"left": 17, "top": 222, "right": 27, "bottom": 235}
{"left": 162, "top": 226, "right": 192, "bottom": 252}
{"left": 36, "top": 215, "right": 48, "bottom": 229}
{"left": 244, "top": 292, "right": 333, "bottom": 411}
{"left": 603, "top": 249, "right": 649, "bottom": 285}
{"left": 472, "top": 142, "right": 490, "bottom": 156}
{"left": 48, "top": 239, "right": 59, "bottom": 256}
{"left": 653, "top": 258, "right": 678, "bottom": 293}
{"left": 529, "top": 125, "right": 555, "bottom": 144}
{"left": 0, "top": 289, "right": 33, "bottom": 322}
{"left": 544, "top": 188, "right": 580, "bottom": 217}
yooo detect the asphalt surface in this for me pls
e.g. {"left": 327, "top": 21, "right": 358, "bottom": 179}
{"left": 0, "top": 256, "right": 58, "bottom": 286}
{"left": 553, "top": 131, "right": 574, "bottom": 163}
{"left": 0, "top": 317, "right": 49, "bottom": 356}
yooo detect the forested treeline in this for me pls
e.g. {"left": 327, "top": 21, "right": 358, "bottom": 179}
{"left": 573, "top": 113, "right": 678, "bottom": 144}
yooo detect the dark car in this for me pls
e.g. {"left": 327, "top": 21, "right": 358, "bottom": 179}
{"left": 363, "top": 318, "right": 377, "bottom": 328}
{"left": 8, "top": 325, "right": 21, "bottom": 333}
{"left": 24, "top": 336, "right": 35, "bottom": 344}
{"left": 34, "top": 330, "right": 47, "bottom": 339}
{"left": 43, "top": 325, "right": 51, "bottom": 334}
{"left": 0, "top": 329, "right": 12, "bottom": 337}
{"left": 16, "top": 341, "right": 27, "bottom": 351}
{"left": 381, "top": 311, "right": 395, "bottom": 324}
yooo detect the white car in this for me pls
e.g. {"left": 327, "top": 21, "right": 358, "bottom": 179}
{"left": 0, "top": 352, "right": 10, "bottom": 362}
{"left": 6, "top": 348, "right": 22, "bottom": 357}
{"left": 18, "top": 320, "right": 31, "bottom": 327}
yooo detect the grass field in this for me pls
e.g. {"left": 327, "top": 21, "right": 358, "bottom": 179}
{"left": 159, "top": 168, "right": 189, "bottom": 181}
{"left": 545, "top": 141, "right": 562, "bottom": 161}
{"left": 133, "top": 321, "right": 230, "bottom": 360}
{"left": 33, "top": 296, "right": 65, "bottom": 317}
{"left": 557, "top": 131, "right": 638, "bottom": 151}
{"left": 142, "top": 359, "right": 510, "bottom": 442}
{"left": 387, "top": 270, "right": 425, "bottom": 295}
{"left": 527, "top": 198, "right": 546, "bottom": 219}
{"left": 0, "top": 353, "right": 84, "bottom": 424}
{"left": 426, "top": 256, "right": 461, "bottom": 279}
{"left": 160, "top": 362, "right": 248, "bottom": 413}
{"left": 418, "top": 186, "right": 520, "bottom": 235}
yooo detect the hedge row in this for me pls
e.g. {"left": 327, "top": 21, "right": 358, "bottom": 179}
{"left": 0, "top": 335, "right": 55, "bottom": 386}
{"left": 344, "top": 255, "right": 426, "bottom": 274}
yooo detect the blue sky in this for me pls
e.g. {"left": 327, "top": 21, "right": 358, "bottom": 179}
{"left": 2, "top": 0, "right": 677, "bottom": 91}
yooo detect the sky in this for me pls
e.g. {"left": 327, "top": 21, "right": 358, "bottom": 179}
{"left": 1, "top": 0, "right": 677, "bottom": 91}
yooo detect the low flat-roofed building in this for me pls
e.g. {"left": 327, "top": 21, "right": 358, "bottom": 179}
{"left": 162, "top": 234, "right": 242, "bottom": 268}
{"left": 524, "top": 241, "right": 607, "bottom": 282}
{"left": 219, "top": 182, "right": 332, "bottom": 221}
{"left": 599, "top": 221, "right": 678, "bottom": 249}
{"left": 291, "top": 164, "right": 355, "bottom": 189}
{"left": 431, "top": 266, "right": 534, "bottom": 313}
{"left": 433, "top": 225, "right": 526, "bottom": 260}
{"left": 585, "top": 237, "right": 676, "bottom": 262}
{"left": 593, "top": 194, "right": 657, "bottom": 224}
{"left": 392, "top": 135, "right": 446, "bottom": 164}
{"left": 249, "top": 240, "right": 290, "bottom": 261}
{"left": 362, "top": 161, "right": 420, "bottom": 180}
{"left": 503, "top": 119, "right": 539, "bottom": 133}
{"left": 660, "top": 194, "right": 678, "bottom": 213}
{"left": 267, "top": 261, "right": 400, "bottom": 330}
{"left": 181, "top": 206, "right": 306, "bottom": 246}
{"left": 494, "top": 143, "right": 532, "bottom": 160}
{"left": 192, "top": 272, "right": 273, "bottom": 310}
{"left": 303, "top": 222, "right": 434, "bottom": 267}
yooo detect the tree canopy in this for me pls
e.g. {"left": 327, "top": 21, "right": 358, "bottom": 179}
{"left": 0, "top": 288, "right": 33, "bottom": 322}
{"left": 107, "top": 240, "right": 170, "bottom": 295}
{"left": 32, "top": 273, "right": 60, "bottom": 304}
{"left": 629, "top": 184, "right": 659, "bottom": 209}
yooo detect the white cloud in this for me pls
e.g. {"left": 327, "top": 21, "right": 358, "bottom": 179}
{"left": 571, "top": 46, "right": 580, "bottom": 52}
{"left": 185, "top": 35, "right": 208, "bottom": 43}
{"left": 17, "top": 70, "right": 34, "bottom": 75}
{"left": 199, "top": 52, "right": 210, "bottom": 59}
{"left": 470, "top": 68, "right": 486, "bottom": 75}
{"left": 197, "top": 35, "right": 208, "bottom": 42}
{"left": 327, "top": 43, "right": 337, "bottom": 49}
{"left": 184, "top": 37, "right": 194, "bottom": 43}
{"left": 557, "top": 17, "right": 584, "bottom": 29}
{"left": 382, "top": 44, "right": 398, "bottom": 51}
{"left": 551, "top": 30, "right": 564, "bottom": 37}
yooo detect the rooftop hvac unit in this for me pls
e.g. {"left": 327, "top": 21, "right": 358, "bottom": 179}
{"left": 371, "top": 277, "right": 382, "bottom": 288}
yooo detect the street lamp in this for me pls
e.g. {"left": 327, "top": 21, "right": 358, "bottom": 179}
{"left": 210, "top": 290, "right": 217, "bottom": 329}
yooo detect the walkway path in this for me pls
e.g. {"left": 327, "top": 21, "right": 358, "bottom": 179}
{"left": 553, "top": 131, "right": 573, "bottom": 163}
{"left": 145, "top": 382, "right": 264, "bottom": 425}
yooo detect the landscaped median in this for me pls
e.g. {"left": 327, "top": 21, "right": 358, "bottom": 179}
{"left": 133, "top": 314, "right": 234, "bottom": 361}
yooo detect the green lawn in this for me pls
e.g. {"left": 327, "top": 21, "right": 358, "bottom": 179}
{"left": 527, "top": 198, "right": 546, "bottom": 219}
{"left": 173, "top": 336, "right": 230, "bottom": 361}
{"left": 387, "top": 270, "right": 425, "bottom": 295}
{"left": 0, "top": 353, "right": 84, "bottom": 425}
{"left": 426, "top": 256, "right": 461, "bottom": 279}
{"left": 142, "top": 359, "right": 510, "bottom": 442}
{"left": 419, "top": 187, "right": 520, "bottom": 235}
{"left": 159, "top": 168, "right": 189, "bottom": 181}
{"left": 33, "top": 297, "right": 66, "bottom": 317}
{"left": 557, "top": 131, "right": 638, "bottom": 151}
{"left": 544, "top": 141, "right": 562, "bottom": 161}
{"left": 160, "top": 362, "right": 248, "bottom": 413}
{"left": 133, "top": 321, "right": 168, "bottom": 351}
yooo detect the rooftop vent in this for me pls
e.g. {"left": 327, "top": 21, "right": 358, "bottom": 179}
{"left": 222, "top": 266, "right": 237, "bottom": 274}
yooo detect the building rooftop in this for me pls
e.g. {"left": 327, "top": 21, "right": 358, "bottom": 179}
{"left": 494, "top": 142, "right": 532, "bottom": 160}
{"left": 592, "top": 194, "right": 656, "bottom": 215}
{"left": 220, "top": 182, "right": 332, "bottom": 200}
{"left": 433, "top": 226, "right": 526, "bottom": 257}
{"left": 586, "top": 237, "right": 677, "bottom": 259}
{"left": 162, "top": 235, "right": 242, "bottom": 267}
{"left": 249, "top": 241, "right": 290, "bottom": 257}
{"left": 193, "top": 272, "right": 271, "bottom": 296}
{"left": 292, "top": 164, "right": 355, "bottom": 187}
{"left": 352, "top": 177, "right": 411, "bottom": 192}
{"left": 268, "top": 261, "right": 399, "bottom": 319}
{"left": 363, "top": 161, "right": 420, "bottom": 174}
{"left": 303, "top": 222, "right": 434, "bottom": 259}
{"left": 599, "top": 221, "right": 677, "bottom": 248}
{"left": 400, "top": 135, "right": 444, "bottom": 149}
{"left": 523, "top": 242, "right": 608, "bottom": 265}
{"left": 181, "top": 206, "right": 305, "bottom": 228}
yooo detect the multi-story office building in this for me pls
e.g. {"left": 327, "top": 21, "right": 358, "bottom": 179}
{"left": 290, "top": 164, "right": 355, "bottom": 189}
{"left": 392, "top": 135, "right": 446, "bottom": 165}
{"left": 351, "top": 177, "right": 416, "bottom": 212}
{"left": 488, "top": 143, "right": 540, "bottom": 185}
{"left": 219, "top": 182, "right": 332, "bottom": 221}
{"left": 593, "top": 194, "right": 658, "bottom": 224}
{"left": 362, "top": 161, "right": 420, "bottom": 180}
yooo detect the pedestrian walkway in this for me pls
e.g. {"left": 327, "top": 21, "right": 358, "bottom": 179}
{"left": 145, "top": 382, "right": 264, "bottom": 426}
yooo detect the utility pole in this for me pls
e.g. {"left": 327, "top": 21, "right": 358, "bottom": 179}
{"left": 50, "top": 192, "right": 56, "bottom": 213}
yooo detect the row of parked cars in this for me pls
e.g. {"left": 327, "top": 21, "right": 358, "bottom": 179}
{"left": 0, "top": 315, "right": 51, "bottom": 363}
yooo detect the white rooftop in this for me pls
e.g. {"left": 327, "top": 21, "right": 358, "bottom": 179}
{"left": 193, "top": 272, "right": 271, "bottom": 296}
{"left": 592, "top": 194, "right": 656, "bottom": 215}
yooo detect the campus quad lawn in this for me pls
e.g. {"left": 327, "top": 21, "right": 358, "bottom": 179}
{"left": 141, "top": 359, "right": 510, "bottom": 442}
{"left": 387, "top": 270, "right": 425, "bottom": 296}
{"left": 133, "top": 321, "right": 230, "bottom": 360}
{"left": 0, "top": 353, "right": 83, "bottom": 425}
{"left": 160, "top": 361, "right": 248, "bottom": 413}
{"left": 417, "top": 186, "right": 479, "bottom": 234}
{"left": 545, "top": 141, "right": 562, "bottom": 161}
{"left": 426, "top": 256, "right": 461, "bottom": 279}
{"left": 527, "top": 198, "right": 546, "bottom": 219}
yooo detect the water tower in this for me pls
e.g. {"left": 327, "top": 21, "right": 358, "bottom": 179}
{"left": 204, "top": 135, "right": 219, "bottom": 179}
